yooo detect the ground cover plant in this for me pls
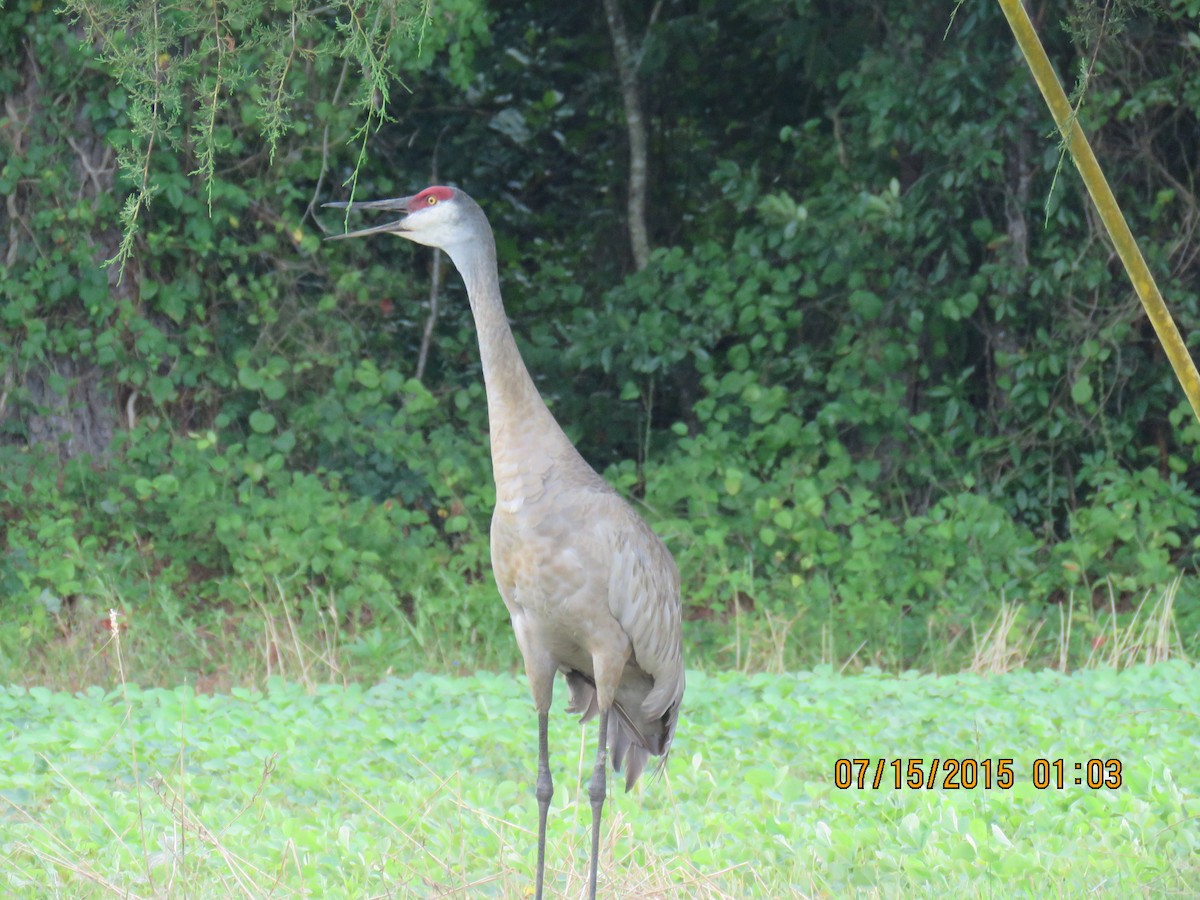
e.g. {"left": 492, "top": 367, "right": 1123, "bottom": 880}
{"left": 2, "top": 652, "right": 1199, "bottom": 898}
{"left": 4, "top": 0, "right": 1200, "bottom": 678}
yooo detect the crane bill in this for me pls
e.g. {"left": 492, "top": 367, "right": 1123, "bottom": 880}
{"left": 324, "top": 219, "right": 408, "bottom": 240}
{"left": 322, "top": 197, "right": 414, "bottom": 240}
{"left": 322, "top": 197, "right": 413, "bottom": 211}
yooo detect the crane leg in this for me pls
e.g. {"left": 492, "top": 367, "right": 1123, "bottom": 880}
{"left": 587, "top": 708, "right": 609, "bottom": 900}
{"left": 535, "top": 711, "right": 553, "bottom": 900}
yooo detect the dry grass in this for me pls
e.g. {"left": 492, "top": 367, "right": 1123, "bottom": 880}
{"left": 728, "top": 604, "right": 805, "bottom": 674}
{"left": 968, "top": 577, "right": 1188, "bottom": 675}
{"left": 970, "top": 598, "right": 1043, "bottom": 674}
{"left": 5, "top": 579, "right": 364, "bottom": 695}
{"left": 250, "top": 578, "right": 348, "bottom": 691}
{"left": 1083, "top": 575, "right": 1185, "bottom": 670}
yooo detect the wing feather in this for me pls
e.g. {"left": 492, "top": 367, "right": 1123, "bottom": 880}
{"left": 599, "top": 495, "right": 685, "bottom": 762}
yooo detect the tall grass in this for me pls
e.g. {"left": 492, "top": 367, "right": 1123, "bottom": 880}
{"left": 970, "top": 578, "right": 1187, "bottom": 675}
{"left": 1, "top": 570, "right": 1190, "bottom": 692}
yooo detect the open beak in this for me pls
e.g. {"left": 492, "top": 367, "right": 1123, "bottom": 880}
{"left": 322, "top": 196, "right": 414, "bottom": 240}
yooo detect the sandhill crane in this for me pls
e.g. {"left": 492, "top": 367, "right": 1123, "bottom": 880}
{"left": 325, "top": 186, "right": 685, "bottom": 899}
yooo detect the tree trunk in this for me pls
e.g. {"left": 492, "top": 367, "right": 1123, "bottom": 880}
{"left": 2, "top": 26, "right": 132, "bottom": 461}
{"left": 23, "top": 359, "right": 115, "bottom": 461}
{"left": 983, "top": 121, "right": 1033, "bottom": 425}
{"left": 601, "top": 0, "right": 651, "bottom": 271}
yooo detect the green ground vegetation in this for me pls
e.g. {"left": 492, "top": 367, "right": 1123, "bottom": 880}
{"left": 3, "top": 653, "right": 1198, "bottom": 897}
{"left": 2, "top": 0, "right": 1199, "bottom": 679}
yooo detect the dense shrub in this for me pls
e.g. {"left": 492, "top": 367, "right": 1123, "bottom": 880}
{"left": 2, "top": 0, "right": 1198, "bottom": 670}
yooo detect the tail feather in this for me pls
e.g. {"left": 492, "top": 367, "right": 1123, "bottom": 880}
{"left": 563, "top": 670, "right": 674, "bottom": 791}
{"left": 611, "top": 720, "right": 651, "bottom": 790}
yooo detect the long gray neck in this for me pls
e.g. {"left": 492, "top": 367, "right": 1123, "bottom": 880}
{"left": 448, "top": 239, "right": 568, "bottom": 463}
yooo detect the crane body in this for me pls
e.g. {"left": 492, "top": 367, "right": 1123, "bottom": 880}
{"left": 325, "top": 186, "right": 684, "bottom": 899}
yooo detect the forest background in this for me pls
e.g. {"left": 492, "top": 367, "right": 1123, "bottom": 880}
{"left": 2, "top": 0, "right": 1199, "bottom": 687}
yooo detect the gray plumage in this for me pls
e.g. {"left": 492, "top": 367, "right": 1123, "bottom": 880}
{"left": 325, "top": 186, "right": 684, "bottom": 898}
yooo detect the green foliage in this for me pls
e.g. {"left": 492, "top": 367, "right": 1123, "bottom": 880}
{"left": 0, "top": 412, "right": 491, "bottom": 609}
{"left": 2, "top": 665, "right": 1199, "bottom": 895}
{"left": 1058, "top": 459, "right": 1200, "bottom": 595}
{"left": 52, "top": 0, "right": 487, "bottom": 268}
{"left": 3, "top": 0, "right": 1200, "bottom": 672}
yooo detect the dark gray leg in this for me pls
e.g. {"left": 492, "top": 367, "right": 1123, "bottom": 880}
{"left": 587, "top": 709, "right": 609, "bottom": 900}
{"left": 535, "top": 711, "right": 553, "bottom": 900}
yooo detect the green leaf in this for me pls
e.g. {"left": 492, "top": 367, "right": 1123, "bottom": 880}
{"left": 262, "top": 378, "right": 287, "bottom": 401}
{"left": 354, "top": 363, "right": 380, "bottom": 389}
{"left": 160, "top": 292, "right": 187, "bottom": 324}
{"left": 249, "top": 411, "right": 276, "bottom": 433}
{"left": 848, "top": 289, "right": 883, "bottom": 320}
{"left": 1070, "top": 376, "right": 1094, "bottom": 405}
{"left": 724, "top": 343, "right": 749, "bottom": 372}
{"left": 724, "top": 469, "right": 743, "bottom": 496}
{"left": 238, "top": 367, "right": 264, "bottom": 391}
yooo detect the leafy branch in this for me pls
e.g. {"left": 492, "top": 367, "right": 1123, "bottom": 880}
{"left": 57, "top": 0, "right": 432, "bottom": 275}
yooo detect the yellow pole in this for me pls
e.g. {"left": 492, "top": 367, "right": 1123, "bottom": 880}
{"left": 996, "top": 0, "right": 1200, "bottom": 425}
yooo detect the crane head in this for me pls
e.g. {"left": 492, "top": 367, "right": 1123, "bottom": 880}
{"left": 323, "top": 186, "right": 477, "bottom": 250}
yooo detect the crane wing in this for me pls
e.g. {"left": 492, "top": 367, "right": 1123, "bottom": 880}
{"left": 601, "top": 496, "right": 685, "bottom": 722}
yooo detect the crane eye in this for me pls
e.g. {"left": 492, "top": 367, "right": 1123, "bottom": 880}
{"left": 426, "top": 195, "right": 438, "bottom": 205}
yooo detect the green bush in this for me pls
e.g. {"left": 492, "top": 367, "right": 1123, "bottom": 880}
{"left": 0, "top": 417, "right": 476, "bottom": 614}
{"left": 3, "top": 0, "right": 1199, "bottom": 675}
